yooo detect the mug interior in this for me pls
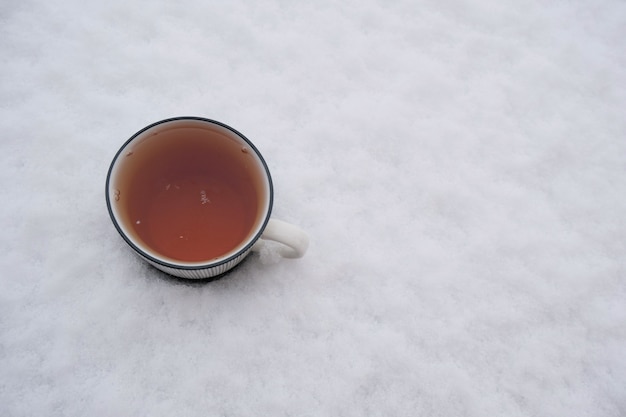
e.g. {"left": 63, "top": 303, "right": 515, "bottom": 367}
{"left": 106, "top": 118, "right": 273, "bottom": 268}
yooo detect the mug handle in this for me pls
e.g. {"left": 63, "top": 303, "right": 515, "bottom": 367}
{"left": 252, "top": 219, "right": 309, "bottom": 258}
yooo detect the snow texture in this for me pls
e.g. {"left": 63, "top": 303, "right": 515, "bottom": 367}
{"left": 1, "top": 0, "right": 625, "bottom": 416}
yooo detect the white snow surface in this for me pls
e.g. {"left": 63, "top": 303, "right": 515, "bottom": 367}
{"left": 1, "top": 0, "right": 625, "bottom": 416}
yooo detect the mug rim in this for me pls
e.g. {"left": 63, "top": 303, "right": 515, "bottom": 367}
{"left": 105, "top": 116, "right": 274, "bottom": 270}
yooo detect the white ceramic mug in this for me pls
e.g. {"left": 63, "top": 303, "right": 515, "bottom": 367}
{"left": 105, "top": 117, "right": 308, "bottom": 279}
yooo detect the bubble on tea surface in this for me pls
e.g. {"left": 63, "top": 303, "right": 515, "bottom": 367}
{"left": 241, "top": 147, "right": 249, "bottom": 154}
{"left": 114, "top": 189, "right": 120, "bottom": 201}
{"left": 126, "top": 151, "right": 134, "bottom": 157}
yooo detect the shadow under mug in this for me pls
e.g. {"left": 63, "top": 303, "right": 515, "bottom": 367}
{"left": 105, "top": 117, "right": 309, "bottom": 279}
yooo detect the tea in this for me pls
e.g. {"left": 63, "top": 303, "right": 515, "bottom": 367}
{"left": 113, "top": 123, "right": 265, "bottom": 262}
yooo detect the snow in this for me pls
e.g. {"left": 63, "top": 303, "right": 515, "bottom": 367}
{"left": 1, "top": 0, "right": 625, "bottom": 415}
